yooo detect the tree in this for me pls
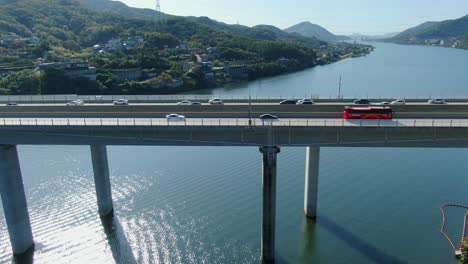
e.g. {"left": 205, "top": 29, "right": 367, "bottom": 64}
{"left": 31, "top": 41, "right": 51, "bottom": 58}
{"left": 0, "top": 70, "right": 40, "bottom": 95}
{"left": 144, "top": 32, "right": 180, "bottom": 49}
{"left": 39, "top": 68, "right": 70, "bottom": 94}
{"left": 461, "top": 239, "right": 468, "bottom": 264}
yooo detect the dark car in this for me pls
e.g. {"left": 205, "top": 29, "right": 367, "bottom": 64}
{"left": 354, "top": 99, "right": 371, "bottom": 104}
{"left": 6, "top": 102, "right": 17, "bottom": 106}
{"left": 279, "top": 99, "right": 297, "bottom": 105}
{"left": 259, "top": 114, "right": 279, "bottom": 120}
{"left": 190, "top": 102, "right": 202, "bottom": 105}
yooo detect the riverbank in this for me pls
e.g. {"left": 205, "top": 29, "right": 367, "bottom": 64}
{"left": 169, "top": 45, "right": 374, "bottom": 95}
{"left": 182, "top": 42, "right": 468, "bottom": 98}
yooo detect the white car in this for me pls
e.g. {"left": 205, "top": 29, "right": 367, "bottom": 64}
{"left": 209, "top": 98, "right": 224, "bottom": 105}
{"left": 177, "top": 100, "right": 191, "bottom": 105}
{"left": 428, "top": 98, "right": 446, "bottom": 104}
{"left": 296, "top": 98, "right": 314, "bottom": 105}
{"left": 66, "top": 100, "right": 84, "bottom": 106}
{"left": 166, "top": 114, "right": 186, "bottom": 121}
{"left": 113, "top": 99, "right": 129, "bottom": 105}
{"left": 390, "top": 99, "right": 406, "bottom": 105}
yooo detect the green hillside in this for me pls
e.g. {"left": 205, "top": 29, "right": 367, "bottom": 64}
{"left": 0, "top": 0, "right": 371, "bottom": 95}
{"left": 385, "top": 15, "right": 468, "bottom": 49}
{"left": 284, "top": 21, "right": 350, "bottom": 42}
{"left": 77, "top": 0, "right": 329, "bottom": 47}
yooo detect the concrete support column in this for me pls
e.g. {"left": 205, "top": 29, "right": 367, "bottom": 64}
{"left": 304, "top": 147, "right": 320, "bottom": 219}
{"left": 0, "top": 145, "right": 34, "bottom": 254}
{"left": 90, "top": 145, "right": 113, "bottom": 216}
{"left": 259, "top": 145, "right": 280, "bottom": 263}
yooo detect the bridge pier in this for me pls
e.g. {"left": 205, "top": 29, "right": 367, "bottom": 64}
{"left": 0, "top": 145, "right": 34, "bottom": 254}
{"left": 260, "top": 145, "right": 280, "bottom": 263}
{"left": 90, "top": 145, "right": 113, "bottom": 216}
{"left": 304, "top": 147, "right": 320, "bottom": 219}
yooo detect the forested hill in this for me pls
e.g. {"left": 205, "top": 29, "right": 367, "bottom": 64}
{"left": 284, "top": 22, "right": 350, "bottom": 42}
{"left": 384, "top": 15, "right": 468, "bottom": 50}
{"left": 77, "top": 0, "right": 327, "bottom": 46}
{"left": 0, "top": 0, "right": 331, "bottom": 57}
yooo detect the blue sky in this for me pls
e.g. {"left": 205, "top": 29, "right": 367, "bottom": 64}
{"left": 117, "top": 0, "right": 468, "bottom": 35}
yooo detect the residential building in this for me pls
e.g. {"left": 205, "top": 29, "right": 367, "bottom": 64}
{"left": 109, "top": 69, "right": 144, "bottom": 81}
{"left": 225, "top": 64, "right": 248, "bottom": 79}
{"left": 36, "top": 61, "right": 96, "bottom": 81}
{"left": 105, "top": 38, "right": 123, "bottom": 51}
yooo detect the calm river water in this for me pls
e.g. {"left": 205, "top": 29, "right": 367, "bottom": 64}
{"left": 1, "top": 43, "right": 468, "bottom": 264}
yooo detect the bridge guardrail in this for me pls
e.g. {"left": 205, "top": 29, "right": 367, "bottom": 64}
{"left": 0, "top": 118, "right": 467, "bottom": 128}
{"left": 2, "top": 94, "right": 468, "bottom": 103}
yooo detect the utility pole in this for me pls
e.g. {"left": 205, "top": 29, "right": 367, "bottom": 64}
{"left": 155, "top": 0, "right": 161, "bottom": 12}
{"left": 338, "top": 75, "right": 342, "bottom": 100}
{"left": 248, "top": 87, "right": 252, "bottom": 127}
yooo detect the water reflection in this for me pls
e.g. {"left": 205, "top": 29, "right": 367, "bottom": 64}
{"left": 300, "top": 217, "right": 317, "bottom": 261}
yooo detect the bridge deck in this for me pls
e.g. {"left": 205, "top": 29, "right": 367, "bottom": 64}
{"left": 1, "top": 117, "right": 468, "bottom": 147}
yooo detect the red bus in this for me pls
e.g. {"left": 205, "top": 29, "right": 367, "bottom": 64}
{"left": 343, "top": 106, "right": 393, "bottom": 119}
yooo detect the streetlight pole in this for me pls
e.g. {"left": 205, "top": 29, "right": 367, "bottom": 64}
{"left": 248, "top": 87, "right": 252, "bottom": 127}
{"left": 338, "top": 75, "right": 342, "bottom": 100}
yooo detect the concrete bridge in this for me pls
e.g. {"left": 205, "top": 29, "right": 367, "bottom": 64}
{"left": 2, "top": 104, "right": 468, "bottom": 263}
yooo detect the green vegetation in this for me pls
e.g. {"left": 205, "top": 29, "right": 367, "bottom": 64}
{"left": 0, "top": 69, "right": 40, "bottom": 94}
{"left": 460, "top": 238, "right": 468, "bottom": 264}
{"left": 0, "top": 0, "right": 372, "bottom": 95}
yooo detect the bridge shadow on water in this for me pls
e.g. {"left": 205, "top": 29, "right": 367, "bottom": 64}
{"left": 12, "top": 213, "right": 404, "bottom": 264}
{"left": 309, "top": 215, "right": 407, "bottom": 264}
{"left": 100, "top": 212, "right": 138, "bottom": 264}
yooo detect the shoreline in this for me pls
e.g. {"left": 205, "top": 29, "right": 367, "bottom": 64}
{"left": 171, "top": 48, "right": 374, "bottom": 95}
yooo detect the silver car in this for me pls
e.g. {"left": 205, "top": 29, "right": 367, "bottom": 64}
{"left": 113, "top": 99, "right": 129, "bottom": 105}
{"left": 209, "top": 98, "right": 224, "bottom": 105}
{"left": 177, "top": 100, "right": 191, "bottom": 105}
{"left": 296, "top": 98, "right": 314, "bottom": 105}
{"left": 390, "top": 99, "right": 406, "bottom": 105}
{"left": 66, "top": 99, "right": 84, "bottom": 106}
{"left": 166, "top": 114, "right": 186, "bottom": 121}
{"left": 428, "top": 98, "right": 446, "bottom": 104}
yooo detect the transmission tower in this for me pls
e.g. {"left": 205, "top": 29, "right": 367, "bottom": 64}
{"left": 156, "top": 0, "right": 161, "bottom": 12}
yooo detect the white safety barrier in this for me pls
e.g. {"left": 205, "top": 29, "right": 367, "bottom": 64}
{"left": 0, "top": 118, "right": 467, "bottom": 128}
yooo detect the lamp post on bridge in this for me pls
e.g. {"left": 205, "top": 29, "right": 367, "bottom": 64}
{"left": 248, "top": 85, "right": 252, "bottom": 127}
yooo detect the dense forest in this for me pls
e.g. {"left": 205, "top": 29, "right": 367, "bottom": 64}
{"left": 0, "top": 0, "right": 371, "bottom": 95}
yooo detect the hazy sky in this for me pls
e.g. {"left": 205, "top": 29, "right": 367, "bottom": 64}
{"left": 117, "top": 0, "right": 468, "bottom": 35}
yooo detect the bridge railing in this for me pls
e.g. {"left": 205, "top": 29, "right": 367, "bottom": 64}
{"left": 2, "top": 94, "right": 468, "bottom": 103}
{"left": 1, "top": 118, "right": 468, "bottom": 128}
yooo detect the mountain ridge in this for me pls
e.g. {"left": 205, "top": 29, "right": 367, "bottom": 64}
{"left": 77, "top": 0, "right": 171, "bottom": 20}
{"left": 77, "top": 0, "right": 344, "bottom": 44}
{"left": 383, "top": 15, "right": 468, "bottom": 49}
{"left": 284, "top": 21, "right": 350, "bottom": 42}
